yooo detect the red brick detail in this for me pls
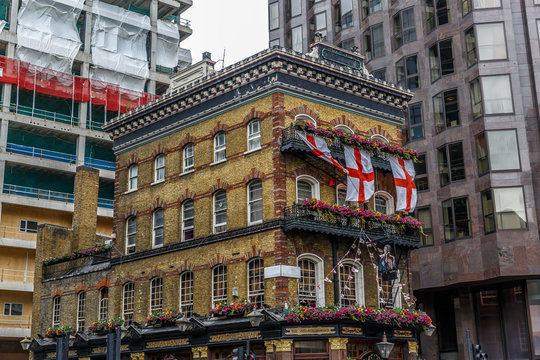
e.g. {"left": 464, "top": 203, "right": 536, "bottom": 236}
{"left": 180, "top": 133, "right": 195, "bottom": 148}
{"left": 122, "top": 273, "right": 135, "bottom": 284}
{"left": 290, "top": 105, "right": 320, "bottom": 124}
{"left": 244, "top": 168, "right": 265, "bottom": 184}
{"left": 97, "top": 277, "right": 111, "bottom": 290}
{"left": 292, "top": 167, "right": 323, "bottom": 181}
{"left": 52, "top": 287, "right": 63, "bottom": 297}
{"left": 75, "top": 282, "right": 88, "bottom": 293}
{"left": 242, "top": 108, "right": 264, "bottom": 126}
{"left": 211, "top": 122, "right": 227, "bottom": 136}
{"left": 126, "top": 154, "right": 139, "bottom": 167}
{"left": 149, "top": 267, "right": 164, "bottom": 279}
{"left": 151, "top": 198, "right": 165, "bottom": 211}
{"left": 124, "top": 206, "right": 138, "bottom": 219}
{"left": 210, "top": 179, "right": 229, "bottom": 193}
{"left": 367, "top": 125, "right": 392, "bottom": 142}
{"left": 151, "top": 144, "right": 167, "bottom": 158}
{"left": 330, "top": 116, "right": 359, "bottom": 133}
{"left": 244, "top": 246, "right": 264, "bottom": 261}
{"left": 296, "top": 243, "right": 326, "bottom": 259}
{"left": 178, "top": 260, "right": 195, "bottom": 273}
{"left": 210, "top": 253, "right": 227, "bottom": 267}
{"left": 178, "top": 189, "right": 195, "bottom": 203}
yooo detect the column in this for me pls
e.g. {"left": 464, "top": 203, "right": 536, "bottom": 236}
{"left": 2, "top": 43, "right": 15, "bottom": 113}
{"left": 274, "top": 339, "right": 293, "bottom": 360}
{"left": 76, "top": 135, "right": 86, "bottom": 166}
{"left": 328, "top": 338, "right": 348, "bottom": 360}
{"left": 147, "top": 0, "right": 157, "bottom": 94}
{"left": 265, "top": 340, "right": 275, "bottom": 360}
{"left": 192, "top": 346, "right": 208, "bottom": 360}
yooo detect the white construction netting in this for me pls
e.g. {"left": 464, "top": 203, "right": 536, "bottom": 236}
{"left": 156, "top": 19, "right": 180, "bottom": 69}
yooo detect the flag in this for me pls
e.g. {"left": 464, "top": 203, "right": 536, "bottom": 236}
{"left": 344, "top": 146, "right": 374, "bottom": 202}
{"left": 296, "top": 131, "right": 347, "bottom": 174}
{"left": 389, "top": 157, "right": 417, "bottom": 212}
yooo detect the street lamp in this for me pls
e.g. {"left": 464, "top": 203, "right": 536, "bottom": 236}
{"left": 376, "top": 332, "right": 394, "bottom": 359}
{"left": 176, "top": 317, "right": 193, "bottom": 332}
{"left": 247, "top": 310, "right": 265, "bottom": 327}
{"left": 424, "top": 324, "right": 436, "bottom": 337}
{"left": 20, "top": 337, "right": 31, "bottom": 351}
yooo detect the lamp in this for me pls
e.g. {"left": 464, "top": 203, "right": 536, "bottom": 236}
{"left": 376, "top": 332, "right": 394, "bottom": 359}
{"left": 176, "top": 317, "right": 193, "bottom": 332}
{"left": 20, "top": 337, "right": 31, "bottom": 351}
{"left": 247, "top": 310, "right": 265, "bottom": 327}
{"left": 424, "top": 324, "right": 436, "bottom": 337}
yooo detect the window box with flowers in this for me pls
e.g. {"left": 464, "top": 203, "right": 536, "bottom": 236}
{"left": 88, "top": 318, "right": 125, "bottom": 335}
{"left": 44, "top": 325, "right": 73, "bottom": 338}
{"left": 145, "top": 310, "right": 182, "bottom": 328}
{"left": 208, "top": 301, "right": 259, "bottom": 318}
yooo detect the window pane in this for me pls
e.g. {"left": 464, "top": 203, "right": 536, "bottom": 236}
{"left": 291, "top": 0, "right": 302, "bottom": 17}
{"left": 465, "top": 28, "right": 477, "bottom": 66}
{"left": 481, "top": 190, "right": 496, "bottom": 234}
{"left": 299, "top": 259, "right": 317, "bottom": 306}
{"left": 476, "top": 133, "right": 489, "bottom": 175}
{"left": 297, "top": 181, "right": 313, "bottom": 201}
{"left": 438, "top": 147, "right": 449, "bottom": 186}
{"left": 292, "top": 26, "right": 302, "bottom": 52}
{"left": 482, "top": 75, "right": 513, "bottom": 114}
{"left": 454, "top": 197, "right": 471, "bottom": 238}
{"left": 406, "top": 55, "right": 419, "bottom": 89}
{"left": 414, "top": 154, "right": 428, "bottom": 191}
{"left": 372, "top": 24, "right": 385, "bottom": 59}
{"left": 11, "top": 303, "right": 23, "bottom": 316}
{"left": 449, "top": 142, "right": 465, "bottom": 182}
{"left": 442, "top": 199, "right": 454, "bottom": 241}
{"left": 476, "top": 23, "right": 506, "bottom": 61}
{"left": 429, "top": 44, "right": 440, "bottom": 81}
{"left": 439, "top": 40, "right": 454, "bottom": 75}
{"left": 295, "top": 340, "right": 327, "bottom": 354}
{"left": 417, "top": 208, "right": 433, "bottom": 246}
{"left": 474, "top": 0, "right": 501, "bottom": 8}
{"left": 269, "top": 2, "right": 279, "bottom": 30}
{"left": 494, "top": 187, "right": 526, "bottom": 229}
{"left": 409, "top": 103, "right": 423, "bottom": 140}
{"left": 444, "top": 90, "right": 459, "bottom": 128}
{"left": 470, "top": 78, "right": 483, "bottom": 119}
{"left": 487, "top": 131, "right": 520, "bottom": 171}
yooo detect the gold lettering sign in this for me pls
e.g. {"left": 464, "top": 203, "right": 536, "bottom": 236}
{"left": 342, "top": 327, "right": 364, "bottom": 336}
{"left": 120, "top": 344, "right": 130, "bottom": 351}
{"left": 68, "top": 350, "right": 77, "bottom": 356}
{"left": 285, "top": 326, "right": 336, "bottom": 336}
{"left": 393, "top": 329, "right": 413, "bottom": 338}
{"left": 209, "top": 330, "right": 261, "bottom": 343}
{"left": 146, "top": 338, "right": 189, "bottom": 349}
{"left": 92, "top": 346, "right": 107, "bottom": 354}
{"left": 46, "top": 352, "right": 56, "bottom": 359}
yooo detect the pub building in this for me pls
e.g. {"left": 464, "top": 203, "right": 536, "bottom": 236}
{"left": 27, "top": 41, "right": 433, "bottom": 360}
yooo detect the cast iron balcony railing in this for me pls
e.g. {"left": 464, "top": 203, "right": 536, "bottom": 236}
{"left": 283, "top": 203, "right": 420, "bottom": 247}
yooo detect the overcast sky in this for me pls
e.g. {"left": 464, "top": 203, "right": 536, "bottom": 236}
{"left": 181, "top": 1, "right": 269, "bottom": 68}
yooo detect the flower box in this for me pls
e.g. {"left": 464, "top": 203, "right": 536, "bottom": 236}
{"left": 44, "top": 325, "right": 73, "bottom": 338}
{"left": 145, "top": 310, "right": 182, "bottom": 327}
{"left": 208, "top": 301, "right": 258, "bottom": 318}
{"left": 88, "top": 318, "right": 124, "bottom": 334}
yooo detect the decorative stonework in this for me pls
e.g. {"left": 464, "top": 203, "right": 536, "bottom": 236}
{"left": 274, "top": 339, "right": 293, "bottom": 352}
{"left": 192, "top": 346, "right": 208, "bottom": 359}
{"left": 264, "top": 340, "right": 276, "bottom": 353}
{"left": 130, "top": 353, "right": 145, "bottom": 360}
{"left": 329, "top": 337, "right": 349, "bottom": 350}
{"left": 146, "top": 338, "right": 189, "bottom": 349}
{"left": 408, "top": 341, "right": 419, "bottom": 355}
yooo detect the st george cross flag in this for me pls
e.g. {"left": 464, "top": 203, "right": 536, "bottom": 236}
{"left": 296, "top": 131, "right": 348, "bottom": 174}
{"left": 389, "top": 157, "right": 417, "bottom": 213}
{"left": 344, "top": 146, "right": 374, "bottom": 202}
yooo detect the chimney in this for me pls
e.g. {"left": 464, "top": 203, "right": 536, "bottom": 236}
{"left": 72, "top": 166, "right": 100, "bottom": 250}
{"left": 202, "top": 51, "right": 212, "bottom": 60}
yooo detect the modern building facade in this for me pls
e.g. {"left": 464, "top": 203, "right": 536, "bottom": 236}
{"left": 0, "top": 0, "right": 191, "bottom": 358}
{"left": 269, "top": 1, "right": 540, "bottom": 359}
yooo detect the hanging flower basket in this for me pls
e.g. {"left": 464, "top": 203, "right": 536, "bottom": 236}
{"left": 44, "top": 325, "right": 73, "bottom": 338}
{"left": 145, "top": 310, "right": 182, "bottom": 327}
{"left": 88, "top": 318, "right": 124, "bottom": 334}
{"left": 208, "top": 301, "right": 258, "bottom": 318}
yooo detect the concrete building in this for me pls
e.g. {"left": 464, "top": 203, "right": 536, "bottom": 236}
{"left": 28, "top": 43, "right": 434, "bottom": 360}
{"left": 268, "top": 0, "right": 540, "bottom": 359}
{"left": 0, "top": 0, "right": 191, "bottom": 358}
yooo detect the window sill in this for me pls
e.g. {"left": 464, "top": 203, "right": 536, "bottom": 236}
{"left": 179, "top": 169, "right": 194, "bottom": 177}
{"left": 152, "top": 244, "right": 163, "bottom": 249}
{"left": 210, "top": 159, "right": 227, "bottom": 167}
{"left": 124, "top": 188, "right": 138, "bottom": 195}
{"left": 151, "top": 179, "right": 165, "bottom": 186}
{"left": 248, "top": 220, "right": 263, "bottom": 226}
{"left": 244, "top": 147, "right": 262, "bottom": 155}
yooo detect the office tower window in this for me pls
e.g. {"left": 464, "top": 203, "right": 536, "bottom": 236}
{"left": 482, "top": 188, "right": 526, "bottom": 232}
{"left": 408, "top": 103, "right": 423, "bottom": 140}
{"left": 429, "top": 39, "right": 454, "bottom": 82}
{"left": 434, "top": 89, "right": 459, "bottom": 132}
{"left": 470, "top": 78, "right": 483, "bottom": 119}
{"left": 426, "top": 0, "right": 449, "bottom": 33}
{"left": 123, "top": 282, "right": 134, "bottom": 323}
{"left": 126, "top": 216, "right": 136, "bottom": 254}
{"left": 286, "top": 0, "right": 302, "bottom": 21}
{"left": 361, "top": 0, "right": 382, "bottom": 18}
{"left": 248, "top": 180, "right": 263, "bottom": 224}
{"left": 128, "top": 164, "right": 138, "bottom": 190}
{"left": 465, "top": 23, "right": 506, "bottom": 65}
{"left": 477, "top": 131, "right": 520, "bottom": 177}
{"left": 150, "top": 277, "right": 163, "bottom": 313}
{"left": 247, "top": 119, "right": 261, "bottom": 151}
{"left": 372, "top": 68, "right": 386, "bottom": 81}
{"left": 334, "top": 0, "right": 353, "bottom": 32}
{"left": 393, "top": 8, "right": 416, "bottom": 49}
{"left": 153, "top": 209, "right": 164, "bottom": 248}
{"left": 99, "top": 287, "right": 108, "bottom": 321}
{"left": 414, "top": 154, "right": 428, "bottom": 191}
{"left": 213, "top": 190, "right": 227, "bottom": 233}
{"left": 269, "top": 2, "right": 279, "bottom": 30}
{"left": 183, "top": 143, "right": 194, "bottom": 172}
{"left": 212, "top": 265, "right": 227, "bottom": 306}
{"left": 438, "top": 142, "right": 465, "bottom": 186}
{"left": 182, "top": 200, "right": 194, "bottom": 241}
{"left": 481, "top": 190, "right": 496, "bottom": 233}
{"left": 339, "top": 38, "right": 355, "bottom": 51}
{"left": 214, "top": 132, "right": 226, "bottom": 163}
{"left": 269, "top": 39, "right": 280, "bottom": 47}
{"left": 415, "top": 207, "right": 433, "bottom": 246}
{"left": 395, "top": 55, "right": 419, "bottom": 89}
{"left": 154, "top": 154, "right": 165, "bottom": 182}
{"left": 247, "top": 258, "right": 265, "bottom": 307}
{"left": 463, "top": 0, "right": 501, "bottom": 14}
{"left": 310, "top": 12, "right": 327, "bottom": 42}
{"left": 76, "top": 292, "right": 85, "bottom": 331}
{"left": 287, "top": 26, "right": 303, "bottom": 52}
{"left": 180, "top": 272, "right": 194, "bottom": 317}
{"left": 363, "top": 24, "right": 385, "bottom": 61}
{"left": 465, "top": 27, "right": 477, "bottom": 66}
{"left": 442, "top": 197, "right": 471, "bottom": 242}
{"left": 475, "top": 75, "right": 514, "bottom": 115}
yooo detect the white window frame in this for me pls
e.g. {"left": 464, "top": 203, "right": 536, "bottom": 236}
{"left": 3, "top": 303, "right": 23, "bottom": 316}
{"left": 247, "top": 119, "right": 261, "bottom": 151}
{"left": 297, "top": 253, "right": 325, "bottom": 307}
{"left": 179, "top": 271, "right": 194, "bottom": 317}
{"left": 213, "top": 190, "right": 227, "bottom": 233}
{"left": 214, "top": 132, "right": 226, "bottom": 163}
{"left": 212, "top": 265, "right": 227, "bottom": 307}
{"left": 128, "top": 164, "right": 138, "bottom": 191}
{"left": 154, "top": 154, "right": 165, "bottom": 182}
{"left": 19, "top": 219, "right": 38, "bottom": 233}
{"left": 183, "top": 143, "right": 194, "bottom": 173}
{"left": 153, "top": 209, "right": 164, "bottom": 248}
{"left": 149, "top": 277, "right": 163, "bottom": 314}
{"left": 339, "top": 260, "right": 365, "bottom": 306}
{"left": 247, "top": 258, "right": 265, "bottom": 306}
{"left": 336, "top": 183, "right": 347, "bottom": 207}
{"left": 247, "top": 180, "right": 263, "bottom": 225}
{"left": 296, "top": 175, "right": 320, "bottom": 201}
{"left": 182, "top": 200, "right": 194, "bottom": 241}
{"left": 76, "top": 292, "right": 86, "bottom": 331}
{"left": 335, "top": 124, "right": 354, "bottom": 134}
{"left": 98, "top": 287, "right": 109, "bottom": 321}
{"left": 52, "top": 296, "right": 61, "bottom": 326}
{"left": 126, "top": 217, "right": 136, "bottom": 254}
{"left": 374, "top": 191, "right": 394, "bottom": 214}
{"left": 371, "top": 134, "right": 389, "bottom": 144}
{"left": 122, "top": 282, "right": 134, "bottom": 323}
{"left": 294, "top": 114, "right": 316, "bottom": 125}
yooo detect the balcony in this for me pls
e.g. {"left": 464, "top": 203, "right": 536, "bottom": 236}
{"left": 10, "top": 103, "right": 79, "bottom": 127}
{"left": 0, "top": 225, "right": 36, "bottom": 249}
{"left": 0, "top": 315, "right": 31, "bottom": 338}
{"left": 6, "top": 143, "right": 77, "bottom": 164}
{"left": 84, "top": 157, "right": 115, "bottom": 172}
{"left": 283, "top": 203, "right": 420, "bottom": 248}
{"left": 0, "top": 268, "right": 34, "bottom": 291}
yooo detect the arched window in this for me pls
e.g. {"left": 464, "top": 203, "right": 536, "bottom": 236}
{"left": 150, "top": 277, "right": 163, "bottom": 313}
{"left": 336, "top": 184, "right": 347, "bottom": 206}
{"left": 374, "top": 191, "right": 394, "bottom": 214}
{"left": 183, "top": 143, "right": 194, "bottom": 172}
{"left": 371, "top": 134, "right": 389, "bottom": 144}
{"left": 52, "top": 296, "right": 61, "bottom": 326}
{"left": 153, "top": 209, "right": 164, "bottom": 248}
{"left": 335, "top": 124, "right": 354, "bottom": 134}
{"left": 182, "top": 200, "right": 194, "bottom": 241}
{"left": 126, "top": 217, "right": 136, "bottom": 254}
{"left": 213, "top": 190, "right": 227, "bottom": 233}
{"left": 122, "top": 282, "right": 134, "bottom": 323}
{"left": 295, "top": 114, "right": 316, "bottom": 125}
{"left": 214, "top": 132, "right": 226, "bottom": 162}
{"left": 179, "top": 272, "right": 194, "bottom": 317}
{"left": 247, "top": 119, "right": 261, "bottom": 151}
{"left": 99, "top": 287, "right": 109, "bottom": 321}
{"left": 128, "top": 164, "right": 138, "bottom": 191}
{"left": 296, "top": 175, "right": 320, "bottom": 201}
{"left": 247, "top": 258, "right": 264, "bottom": 307}
{"left": 248, "top": 180, "right": 263, "bottom": 225}
{"left": 212, "top": 265, "right": 227, "bottom": 306}
{"left": 298, "top": 254, "right": 324, "bottom": 307}
{"left": 76, "top": 292, "right": 86, "bottom": 331}
{"left": 339, "top": 261, "right": 364, "bottom": 307}
{"left": 154, "top": 154, "right": 165, "bottom": 182}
